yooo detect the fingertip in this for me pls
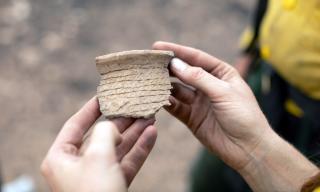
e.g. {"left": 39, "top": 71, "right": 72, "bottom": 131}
{"left": 152, "top": 41, "right": 167, "bottom": 49}
{"left": 170, "top": 83, "right": 196, "bottom": 104}
{"left": 168, "top": 95, "right": 177, "bottom": 105}
{"left": 109, "top": 117, "right": 134, "bottom": 133}
{"left": 102, "top": 121, "right": 122, "bottom": 145}
{"left": 140, "top": 125, "right": 157, "bottom": 151}
{"left": 95, "top": 121, "right": 115, "bottom": 130}
{"left": 90, "top": 121, "right": 118, "bottom": 149}
{"left": 134, "top": 117, "right": 156, "bottom": 127}
{"left": 165, "top": 95, "right": 184, "bottom": 118}
{"left": 87, "top": 95, "right": 100, "bottom": 111}
{"left": 102, "top": 121, "right": 121, "bottom": 141}
{"left": 146, "top": 117, "right": 156, "bottom": 125}
{"left": 170, "top": 58, "right": 188, "bottom": 73}
{"left": 146, "top": 125, "right": 157, "bottom": 138}
{"left": 169, "top": 58, "right": 202, "bottom": 87}
{"left": 92, "top": 95, "right": 98, "bottom": 101}
{"left": 93, "top": 121, "right": 114, "bottom": 141}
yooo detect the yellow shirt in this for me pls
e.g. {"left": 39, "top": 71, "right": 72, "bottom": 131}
{"left": 259, "top": 0, "right": 320, "bottom": 99}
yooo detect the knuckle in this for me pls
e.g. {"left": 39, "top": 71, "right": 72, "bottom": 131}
{"left": 229, "top": 66, "right": 238, "bottom": 75}
{"left": 188, "top": 67, "right": 206, "bottom": 81}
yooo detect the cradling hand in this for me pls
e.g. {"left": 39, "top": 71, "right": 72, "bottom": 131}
{"left": 41, "top": 97, "right": 157, "bottom": 192}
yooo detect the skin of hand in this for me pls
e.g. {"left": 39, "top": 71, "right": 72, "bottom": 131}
{"left": 233, "top": 53, "right": 253, "bottom": 78}
{"left": 153, "top": 41, "right": 270, "bottom": 170}
{"left": 41, "top": 97, "right": 157, "bottom": 192}
{"left": 153, "top": 41, "right": 319, "bottom": 191}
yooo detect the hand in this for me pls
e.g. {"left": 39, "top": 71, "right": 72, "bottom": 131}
{"left": 41, "top": 97, "right": 157, "bottom": 192}
{"left": 153, "top": 41, "right": 270, "bottom": 171}
{"left": 234, "top": 54, "right": 253, "bottom": 78}
{"left": 153, "top": 42, "right": 319, "bottom": 191}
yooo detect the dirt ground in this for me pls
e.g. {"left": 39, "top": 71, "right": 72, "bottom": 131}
{"left": 0, "top": 0, "right": 254, "bottom": 191}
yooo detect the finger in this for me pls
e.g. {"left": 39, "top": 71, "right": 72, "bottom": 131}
{"left": 164, "top": 96, "right": 192, "bottom": 124}
{"left": 85, "top": 121, "right": 120, "bottom": 164}
{"left": 117, "top": 118, "right": 155, "bottom": 161}
{"left": 169, "top": 58, "right": 231, "bottom": 99}
{"left": 79, "top": 121, "right": 123, "bottom": 156}
{"left": 54, "top": 96, "right": 101, "bottom": 147}
{"left": 171, "top": 82, "right": 196, "bottom": 104}
{"left": 82, "top": 117, "right": 131, "bottom": 147}
{"left": 153, "top": 41, "right": 234, "bottom": 79}
{"left": 121, "top": 125, "right": 157, "bottom": 186}
{"left": 109, "top": 117, "right": 135, "bottom": 133}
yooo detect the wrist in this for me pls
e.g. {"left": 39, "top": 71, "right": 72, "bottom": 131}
{"left": 238, "top": 128, "right": 318, "bottom": 191}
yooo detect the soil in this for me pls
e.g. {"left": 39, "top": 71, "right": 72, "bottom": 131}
{"left": 0, "top": 0, "right": 254, "bottom": 191}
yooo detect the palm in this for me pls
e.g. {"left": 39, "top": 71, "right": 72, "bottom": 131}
{"left": 167, "top": 81, "right": 267, "bottom": 169}
{"left": 182, "top": 90, "right": 218, "bottom": 148}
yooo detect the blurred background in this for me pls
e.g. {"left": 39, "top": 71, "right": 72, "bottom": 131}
{"left": 0, "top": 0, "right": 254, "bottom": 191}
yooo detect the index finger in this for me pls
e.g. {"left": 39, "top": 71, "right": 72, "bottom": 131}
{"left": 152, "top": 41, "right": 233, "bottom": 79}
{"left": 54, "top": 96, "right": 101, "bottom": 147}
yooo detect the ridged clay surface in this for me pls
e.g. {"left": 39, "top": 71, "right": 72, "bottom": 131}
{"left": 96, "top": 50, "right": 174, "bottom": 118}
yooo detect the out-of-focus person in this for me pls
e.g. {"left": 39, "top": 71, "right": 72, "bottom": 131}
{"left": 190, "top": 0, "right": 320, "bottom": 191}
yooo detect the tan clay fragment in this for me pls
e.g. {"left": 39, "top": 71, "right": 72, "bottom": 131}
{"left": 96, "top": 50, "right": 174, "bottom": 118}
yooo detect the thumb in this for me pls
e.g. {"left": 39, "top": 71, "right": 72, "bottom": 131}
{"left": 170, "top": 58, "right": 230, "bottom": 99}
{"left": 85, "top": 121, "right": 121, "bottom": 164}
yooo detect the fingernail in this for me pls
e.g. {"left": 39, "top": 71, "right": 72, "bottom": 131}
{"left": 171, "top": 58, "right": 187, "bottom": 72}
{"left": 145, "top": 117, "right": 156, "bottom": 124}
{"left": 164, "top": 96, "right": 175, "bottom": 109}
{"left": 95, "top": 121, "right": 109, "bottom": 128}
